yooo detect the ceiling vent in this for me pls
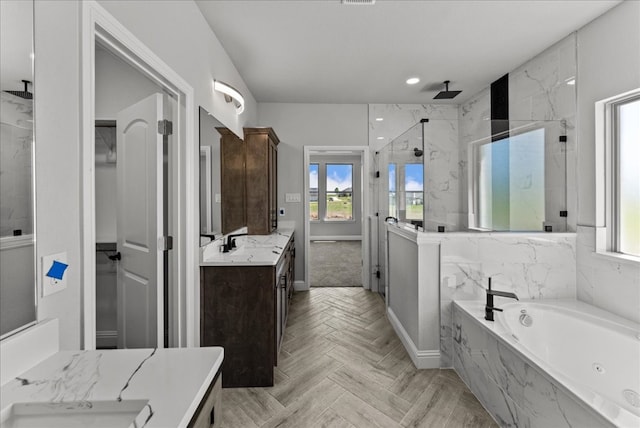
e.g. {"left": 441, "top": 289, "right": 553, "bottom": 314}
{"left": 341, "top": 0, "right": 376, "bottom": 5}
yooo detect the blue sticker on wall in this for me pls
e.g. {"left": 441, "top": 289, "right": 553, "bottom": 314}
{"left": 46, "top": 260, "right": 68, "bottom": 281}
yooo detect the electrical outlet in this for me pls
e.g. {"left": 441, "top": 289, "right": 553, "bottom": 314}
{"left": 279, "top": 207, "right": 285, "bottom": 216}
{"left": 41, "top": 252, "right": 68, "bottom": 297}
{"left": 285, "top": 193, "right": 301, "bottom": 203}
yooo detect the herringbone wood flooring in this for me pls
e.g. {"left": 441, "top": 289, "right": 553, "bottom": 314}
{"left": 221, "top": 287, "right": 497, "bottom": 428}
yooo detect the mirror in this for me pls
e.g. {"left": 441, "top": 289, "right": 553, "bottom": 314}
{"left": 0, "top": 0, "right": 36, "bottom": 338}
{"left": 198, "top": 107, "right": 222, "bottom": 242}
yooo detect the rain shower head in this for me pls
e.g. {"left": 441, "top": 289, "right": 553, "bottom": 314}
{"left": 414, "top": 147, "right": 423, "bottom": 157}
{"left": 433, "top": 80, "right": 461, "bottom": 100}
{"left": 4, "top": 80, "right": 32, "bottom": 100}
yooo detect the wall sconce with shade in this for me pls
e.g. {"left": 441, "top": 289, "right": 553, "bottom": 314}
{"left": 213, "top": 80, "right": 245, "bottom": 114}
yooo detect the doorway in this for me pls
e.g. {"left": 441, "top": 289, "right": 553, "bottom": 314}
{"left": 82, "top": 2, "right": 196, "bottom": 350}
{"left": 94, "top": 42, "right": 174, "bottom": 349}
{"left": 303, "top": 147, "right": 370, "bottom": 290}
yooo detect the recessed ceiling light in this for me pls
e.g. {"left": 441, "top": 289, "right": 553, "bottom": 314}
{"left": 406, "top": 77, "right": 420, "bottom": 85}
{"left": 375, "top": 117, "right": 384, "bottom": 122}
{"left": 376, "top": 137, "right": 384, "bottom": 140}
{"left": 566, "top": 78, "right": 576, "bottom": 85}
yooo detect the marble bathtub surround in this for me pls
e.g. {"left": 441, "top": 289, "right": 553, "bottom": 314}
{"left": 200, "top": 225, "right": 294, "bottom": 266}
{"left": 0, "top": 347, "right": 224, "bottom": 428}
{"left": 452, "top": 300, "right": 623, "bottom": 427}
{"left": 437, "top": 232, "right": 576, "bottom": 367}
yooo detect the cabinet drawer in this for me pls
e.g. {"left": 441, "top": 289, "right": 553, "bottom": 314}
{"left": 188, "top": 373, "right": 222, "bottom": 428}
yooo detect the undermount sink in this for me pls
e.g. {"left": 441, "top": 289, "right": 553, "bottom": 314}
{"left": 1, "top": 400, "right": 150, "bottom": 428}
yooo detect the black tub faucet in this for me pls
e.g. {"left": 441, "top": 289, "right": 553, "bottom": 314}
{"left": 485, "top": 277, "right": 519, "bottom": 321}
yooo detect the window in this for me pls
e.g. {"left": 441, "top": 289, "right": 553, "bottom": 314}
{"left": 325, "top": 164, "right": 353, "bottom": 221}
{"left": 405, "top": 163, "right": 424, "bottom": 221}
{"left": 474, "top": 128, "right": 545, "bottom": 231}
{"left": 309, "top": 163, "right": 319, "bottom": 221}
{"left": 388, "top": 163, "right": 396, "bottom": 217}
{"left": 614, "top": 96, "right": 640, "bottom": 257}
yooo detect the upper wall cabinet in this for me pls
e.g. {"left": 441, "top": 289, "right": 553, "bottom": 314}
{"left": 244, "top": 128, "right": 279, "bottom": 235}
{"left": 217, "top": 127, "right": 246, "bottom": 234}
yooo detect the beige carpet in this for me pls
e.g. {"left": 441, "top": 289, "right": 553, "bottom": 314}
{"left": 309, "top": 241, "right": 362, "bottom": 287}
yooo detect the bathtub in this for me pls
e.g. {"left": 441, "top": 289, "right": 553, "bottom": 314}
{"left": 453, "top": 299, "right": 640, "bottom": 428}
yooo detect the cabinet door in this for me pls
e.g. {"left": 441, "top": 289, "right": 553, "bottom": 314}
{"left": 188, "top": 373, "right": 222, "bottom": 428}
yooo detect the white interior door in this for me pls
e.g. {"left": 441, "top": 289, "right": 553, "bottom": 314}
{"left": 116, "top": 93, "right": 165, "bottom": 349}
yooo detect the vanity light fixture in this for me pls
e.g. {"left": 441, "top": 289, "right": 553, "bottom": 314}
{"left": 213, "top": 80, "right": 245, "bottom": 114}
{"left": 406, "top": 77, "right": 420, "bottom": 85}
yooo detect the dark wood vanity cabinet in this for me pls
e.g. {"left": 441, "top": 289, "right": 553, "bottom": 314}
{"left": 243, "top": 127, "right": 279, "bottom": 235}
{"left": 200, "top": 234, "right": 295, "bottom": 388}
{"left": 217, "top": 128, "right": 246, "bottom": 234}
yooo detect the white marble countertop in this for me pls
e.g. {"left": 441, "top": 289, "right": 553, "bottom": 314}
{"left": 200, "top": 227, "right": 295, "bottom": 266}
{"left": 0, "top": 347, "right": 224, "bottom": 428}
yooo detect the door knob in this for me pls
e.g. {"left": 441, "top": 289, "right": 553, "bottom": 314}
{"left": 108, "top": 252, "right": 121, "bottom": 261}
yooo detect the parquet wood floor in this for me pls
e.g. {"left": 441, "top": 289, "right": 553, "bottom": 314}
{"left": 221, "top": 287, "right": 497, "bottom": 428}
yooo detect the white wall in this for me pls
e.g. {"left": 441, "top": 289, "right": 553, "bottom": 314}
{"left": 258, "top": 103, "right": 368, "bottom": 284}
{"left": 33, "top": 0, "right": 258, "bottom": 349}
{"left": 575, "top": 0, "right": 640, "bottom": 323}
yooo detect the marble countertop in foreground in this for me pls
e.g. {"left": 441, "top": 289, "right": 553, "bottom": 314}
{"left": 200, "top": 227, "right": 294, "bottom": 266}
{"left": 0, "top": 347, "right": 224, "bottom": 428}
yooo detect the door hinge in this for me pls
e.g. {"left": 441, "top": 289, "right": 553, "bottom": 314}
{"left": 375, "top": 171, "right": 380, "bottom": 178}
{"left": 559, "top": 210, "right": 568, "bottom": 217}
{"left": 158, "top": 119, "right": 173, "bottom": 136}
{"left": 375, "top": 271, "right": 381, "bottom": 279}
{"left": 159, "top": 236, "right": 173, "bottom": 251}
{"left": 559, "top": 135, "right": 567, "bottom": 143}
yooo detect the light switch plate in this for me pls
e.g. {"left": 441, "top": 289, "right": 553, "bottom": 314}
{"left": 41, "top": 252, "right": 68, "bottom": 297}
{"left": 279, "top": 207, "right": 285, "bottom": 216}
{"left": 285, "top": 193, "right": 301, "bottom": 203}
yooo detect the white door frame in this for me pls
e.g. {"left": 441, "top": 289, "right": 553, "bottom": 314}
{"left": 81, "top": 1, "right": 196, "bottom": 349}
{"left": 303, "top": 146, "right": 370, "bottom": 290}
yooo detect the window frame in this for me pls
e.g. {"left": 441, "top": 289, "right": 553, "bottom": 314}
{"left": 595, "top": 88, "right": 640, "bottom": 263}
{"left": 309, "top": 163, "right": 319, "bottom": 222}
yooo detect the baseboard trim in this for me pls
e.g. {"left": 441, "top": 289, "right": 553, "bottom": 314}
{"left": 310, "top": 235, "right": 362, "bottom": 241}
{"left": 293, "top": 280, "right": 309, "bottom": 291}
{"left": 387, "top": 308, "right": 440, "bottom": 369}
{"left": 96, "top": 330, "right": 117, "bottom": 348}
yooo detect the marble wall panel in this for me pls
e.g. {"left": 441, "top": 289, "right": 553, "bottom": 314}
{"left": 453, "top": 304, "right": 613, "bottom": 427}
{"left": 576, "top": 226, "right": 640, "bottom": 324}
{"left": 0, "top": 92, "right": 33, "bottom": 237}
{"left": 439, "top": 233, "right": 576, "bottom": 367}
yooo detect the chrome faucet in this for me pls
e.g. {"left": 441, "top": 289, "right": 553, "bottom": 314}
{"left": 222, "top": 233, "right": 248, "bottom": 253}
{"left": 485, "top": 277, "right": 519, "bottom": 321}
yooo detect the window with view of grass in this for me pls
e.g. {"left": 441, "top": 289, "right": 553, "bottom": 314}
{"left": 309, "top": 163, "right": 319, "bottom": 221}
{"left": 615, "top": 96, "right": 640, "bottom": 257}
{"left": 325, "top": 164, "right": 353, "bottom": 221}
{"left": 405, "top": 164, "right": 424, "bottom": 221}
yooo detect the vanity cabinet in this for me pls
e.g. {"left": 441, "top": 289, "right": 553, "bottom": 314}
{"left": 188, "top": 372, "right": 222, "bottom": 428}
{"left": 217, "top": 128, "right": 246, "bottom": 234}
{"left": 243, "top": 127, "right": 279, "bottom": 235}
{"left": 200, "top": 233, "right": 295, "bottom": 388}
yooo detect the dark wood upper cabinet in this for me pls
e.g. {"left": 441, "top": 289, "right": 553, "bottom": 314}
{"left": 217, "top": 128, "right": 246, "bottom": 234}
{"left": 244, "top": 128, "right": 279, "bottom": 235}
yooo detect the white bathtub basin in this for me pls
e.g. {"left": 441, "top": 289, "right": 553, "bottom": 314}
{"left": 0, "top": 400, "right": 149, "bottom": 428}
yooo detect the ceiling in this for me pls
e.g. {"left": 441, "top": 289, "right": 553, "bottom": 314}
{"left": 196, "top": 0, "right": 620, "bottom": 105}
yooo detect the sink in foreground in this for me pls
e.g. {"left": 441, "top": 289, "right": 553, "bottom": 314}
{"left": 1, "top": 400, "right": 150, "bottom": 428}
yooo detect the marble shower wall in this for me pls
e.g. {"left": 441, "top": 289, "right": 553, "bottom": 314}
{"left": 458, "top": 33, "right": 577, "bottom": 232}
{"left": 369, "top": 104, "right": 462, "bottom": 231}
{"left": 439, "top": 232, "right": 576, "bottom": 367}
{"left": 0, "top": 92, "right": 33, "bottom": 237}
